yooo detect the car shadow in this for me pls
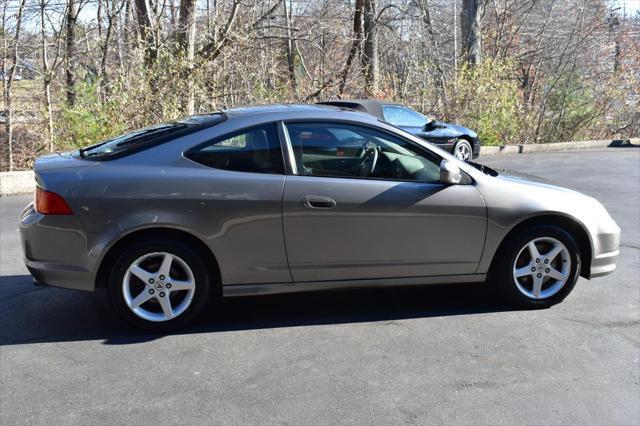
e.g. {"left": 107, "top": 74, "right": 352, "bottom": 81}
{"left": 0, "top": 274, "right": 516, "bottom": 346}
{"left": 608, "top": 139, "right": 639, "bottom": 148}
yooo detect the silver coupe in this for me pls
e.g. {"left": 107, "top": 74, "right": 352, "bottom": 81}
{"left": 19, "top": 105, "right": 620, "bottom": 331}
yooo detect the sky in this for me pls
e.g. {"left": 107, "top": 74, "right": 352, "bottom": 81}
{"left": 613, "top": 0, "right": 640, "bottom": 15}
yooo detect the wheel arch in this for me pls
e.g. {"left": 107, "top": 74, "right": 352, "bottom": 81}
{"left": 490, "top": 214, "right": 593, "bottom": 279}
{"left": 458, "top": 135, "right": 475, "bottom": 146}
{"left": 95, "top": 227, "right": 221, "bottom": 290}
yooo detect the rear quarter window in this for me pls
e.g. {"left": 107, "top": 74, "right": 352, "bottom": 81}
{"left": 185, "top": 123, "right": 284, "bottom": 175}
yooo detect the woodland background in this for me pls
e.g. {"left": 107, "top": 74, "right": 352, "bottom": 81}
{"left": 1, "top": 0, "right": 639, "bottom": 171}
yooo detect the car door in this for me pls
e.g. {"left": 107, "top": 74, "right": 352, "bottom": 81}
{"left": 182, "top": 121, "right": 291, "bottom": 285}
{"left": 281, "top": 121, "right": 487, "bottom": 283}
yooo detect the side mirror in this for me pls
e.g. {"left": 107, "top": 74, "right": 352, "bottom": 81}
{"left": 440, "top": 159, "right": 462, "bottom": 185}
{"left": 423, "top": 121, "right": 435, "bottom": 131}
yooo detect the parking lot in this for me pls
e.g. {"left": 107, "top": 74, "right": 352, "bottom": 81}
{"left": 1, "top": 148, "right": 638, "bottom": 425}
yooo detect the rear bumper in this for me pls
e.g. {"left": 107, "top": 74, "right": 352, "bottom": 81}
{"left": 20, "top": 203, "right": 95, "bottom": 291}
{"left": 25, "top": 259, "right": 93, "bottom": 290}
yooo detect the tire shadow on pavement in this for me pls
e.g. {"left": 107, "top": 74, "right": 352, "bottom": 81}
{"left": 0, "top": 274, "right": 516, "bottom": 346}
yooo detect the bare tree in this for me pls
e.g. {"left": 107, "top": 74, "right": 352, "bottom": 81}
{"left": 134, "top": 0, "right": 156, "bottom": 65}
{"left": 415, "top": 0, "right": 447, "bottom": 106}
{"left": 283, "top": 0, "right": 296, "bottom": 91}
{"left": 177, "top": 0, "right": 197, "bottom": 114}
{"left": 65, "top": 0, "right": 79, "bottom": 105}
{"left": 3, "top": 0, "right": 28, "bottom": 171}
{"left": 1, "top": 0, "right": 639, "bottom": 172}
{"left": 98, "top": 0, "right": 126, "bottom": 100}
{"left": 40, "top": 0, "right": 66, "bottom": 151}
{"left": 339, "top": 0, "right": 364, "bottom": 97}
{"left": 461, "top": 0, "right": 482, "bottom": 65}
{"left": 362, "top": 0, "right": 378, "bottom": 95}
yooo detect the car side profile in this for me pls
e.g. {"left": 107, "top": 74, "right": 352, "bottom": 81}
{"left": 317, "top": 99, "right": 480, "bottom": 161}
{"left": 19, "top": 105, "right": 620, "bottom": 331}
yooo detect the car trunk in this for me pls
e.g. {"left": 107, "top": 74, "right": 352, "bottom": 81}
{"left": 33, "top": 151, "right": 92, "bottom": 189}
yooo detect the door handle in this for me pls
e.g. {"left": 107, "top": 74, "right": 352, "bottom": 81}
{"left": 303, "top": 195, "right": 336, "bottom": 209}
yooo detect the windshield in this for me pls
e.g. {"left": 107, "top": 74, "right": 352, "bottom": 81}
{"left": 79, "top": 113, "right": 227, "bottom": 159}
{"left": 382, "top": 105, "right": 429, "bottom": 127}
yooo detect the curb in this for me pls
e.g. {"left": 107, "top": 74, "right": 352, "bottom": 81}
{"left": 1, "top": 138, "right": 638, "bottom": 196}
{"left": 0, "top": 171, "right": 34, "bottom": 196}
{"left": 480, "top": 138, "right": 638, "bottom": 156}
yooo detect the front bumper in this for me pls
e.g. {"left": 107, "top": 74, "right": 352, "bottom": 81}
{"left": 471, "top": 141, "right": 481, "bottom": 159}
{"left": 589, "top": 249, "right": 619, "bottom": 278}
{"left": 587, "top": 219, "right": 620, "bottom": 279}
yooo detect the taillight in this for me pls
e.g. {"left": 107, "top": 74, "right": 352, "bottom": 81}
{"left": 35, "top": 187, "right": 73, "bottom": 215}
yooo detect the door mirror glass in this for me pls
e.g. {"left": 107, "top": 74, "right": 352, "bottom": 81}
{"left": 440, "top": 159, "right": 463, "bottom": 184}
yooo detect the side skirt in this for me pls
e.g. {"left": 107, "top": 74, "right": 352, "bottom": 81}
{"left": 223, "top": 274, "right": 487, "bottom": 297}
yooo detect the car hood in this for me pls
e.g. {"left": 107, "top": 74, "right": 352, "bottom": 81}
{"left": 441, "top": 122, "right": 477, "bottom": 138}
{"left": 470, "top": 165, "right": 615, "bottom": 233}
{"left": 494, "top": 169, "right": 575, "bottom": 192}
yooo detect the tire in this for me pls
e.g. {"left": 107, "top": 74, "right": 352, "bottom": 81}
{"left": 108, "top": 239, "right": 213, "bottom": 332}
{"left": 490, "top": 225, "right": 581, "bottom": 309}
{"left": 453, "top": 139, "right": 473, "bottom": 161}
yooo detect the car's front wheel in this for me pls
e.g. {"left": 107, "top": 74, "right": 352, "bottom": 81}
{"left": 491, "top": 225, "right": 581, "bottom": 308}
{"left": 108, "top": 239, "right": 213, "bottom": 332}
{"left": 453, "top": 139, "right": 472, "bottom": 161}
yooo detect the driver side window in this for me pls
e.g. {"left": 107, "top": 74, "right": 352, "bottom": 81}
{"left": 285, "top": 122, "right": 442, "bottom": 183}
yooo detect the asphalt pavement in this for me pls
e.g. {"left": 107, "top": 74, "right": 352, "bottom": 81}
{"left": 1, "top": 147, "right": 638, "bottom": 425}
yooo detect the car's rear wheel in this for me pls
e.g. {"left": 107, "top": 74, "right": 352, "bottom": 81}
{"left": 453, "top": 139, "right": 472, "bottom": 161}
{"left": 491, "top": 225, "right": 581, "bottom": 308}
{"left": 108, "top": 239, "right": 212, "bottom": 332}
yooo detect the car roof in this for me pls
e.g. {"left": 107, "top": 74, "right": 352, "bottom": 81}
{"left": 315, "top": 99, "right": 405, "bottom": 120}
{"left": 318, "top": 99, "right": 400, "bottom": 108}
{"left": 219, "top": 103, "right": 380, "bottom": 124}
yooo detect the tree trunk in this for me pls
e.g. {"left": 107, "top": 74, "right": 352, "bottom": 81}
{"left": 283, "top": 0, "right": 296, "bottom": 92}
{"left": 177, "top": 0, "right": 197, "bottom": 115}
{"left": 134, "top": 0, "right": 156, "bottom": 66}
{"left": 461, "top": 0, "right": 482, "bottom": 66}
{"left": 362, "top": 0, "right": 378, "bottom": 96}
{"left": 99, "top": 0, "right": 121, "bottom": 101}
{"left": 338, "top": 0, "right": 364, "bottom": 97}
{"left": 115, "top": 1, "right": 125, "bottom": 74}
{"left": 4, "top": 0, "right": 28, "bottom": 171}
{"left": 41, "top": 0, "right": 54, "bottom": 151}
{"left": 418, "top": 0, "right": 447, "bottom": 107}
{"left": 65, "top": 0, "right": 79, "bottom": 106}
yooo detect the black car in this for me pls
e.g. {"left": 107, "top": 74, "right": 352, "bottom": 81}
{"left": 318, "top": 100, "right": 480, "bottom": 161}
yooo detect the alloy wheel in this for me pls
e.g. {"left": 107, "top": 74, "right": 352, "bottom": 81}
{"left": 454, "top": 141, "right": 471, "bottom": 161}
{"left": 512, "top": 237, "right": 571, "bottom": 299}
{"left": 122, "top": 252, "right": 196, "bottom": 322}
